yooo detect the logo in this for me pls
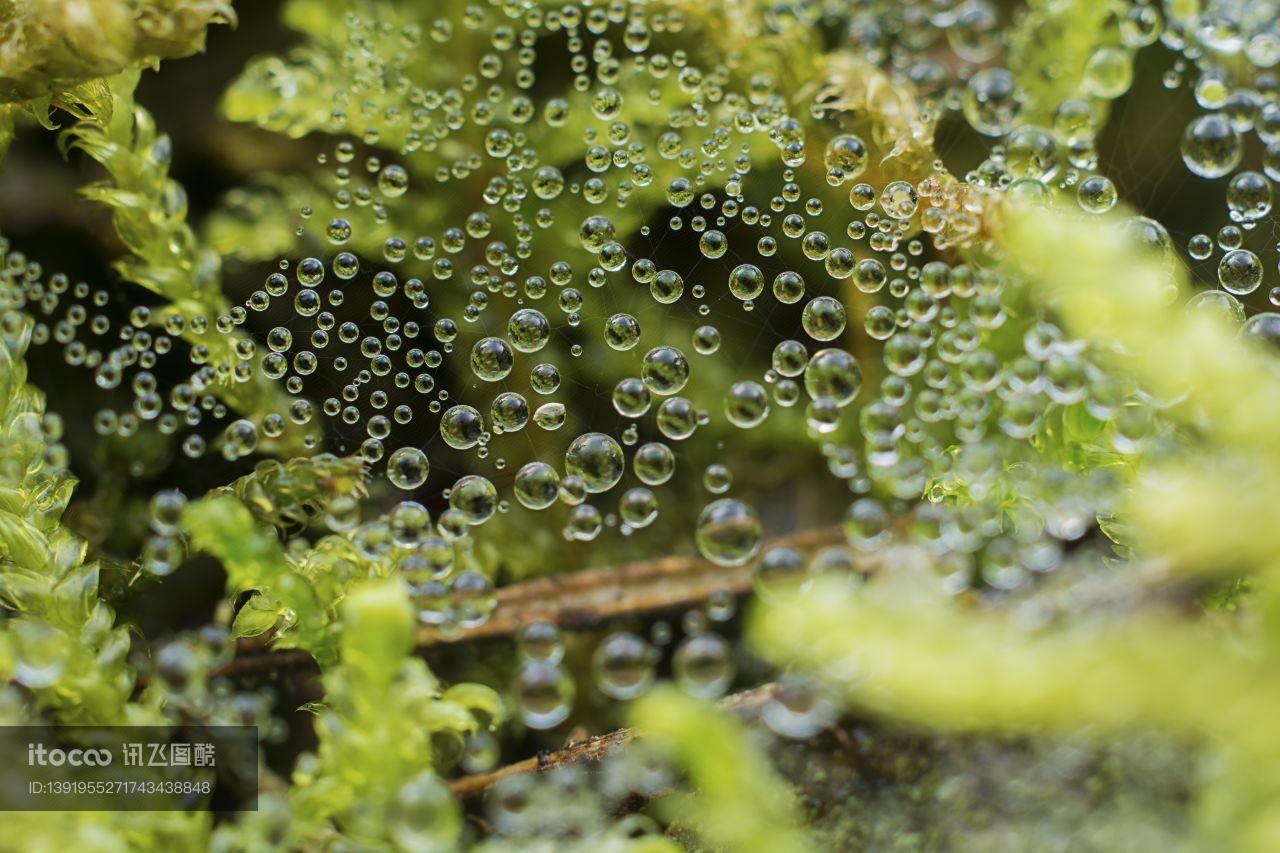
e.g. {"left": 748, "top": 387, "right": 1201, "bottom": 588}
{"left": 26, "top": 744, "right": 113, "bottom": 767}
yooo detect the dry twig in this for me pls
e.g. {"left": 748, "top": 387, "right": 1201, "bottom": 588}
{"left": 213, "top": 526, "right": 843, "bottom": 681}
{"left": 448, "top": 684, "right": 780, "bottom": 799}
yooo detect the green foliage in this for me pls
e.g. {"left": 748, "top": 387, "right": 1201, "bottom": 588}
{"left": 1006, "top": 0, "right": 1133, "bottom": 129}
{"left": 0, "top": 305, "right": 139, "bottom": 725}
{"left": 0, "top": 0, "right": 235, "bottom": 158}
{"left": 1000, "top": 203, "right": 1280, "bottom": 582}
{"left": 181, "top": 494, "right": 337, "bottom": 661}
{"left": 218, "top": 581, "right": 503, "bottom": 851}
{"left": 223, "top": 0, "right": 416, "bottom": 143}
{"left": 0, "top": 0, "right": 234, "bottom": 100}
{"left": 631, "top": 687, "right": 816, "bottom": 853}
{"left": 217, "top": 452, "right": 367, "bottom": 533}
{"left": 4, "top": 0, "right": 1280, "bottom": 850}
{"left": 752, "top": 203, "right": 1280, "bottom": 851}
{"left": 58, "top": 71, "right": 308, "bottom": 454}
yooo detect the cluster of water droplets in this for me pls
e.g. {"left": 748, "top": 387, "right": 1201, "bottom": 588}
{"left": 511, "top": 592, "right": 743, "bottom": 730}
{"left": 7, "top": 0, "right": 1280, "bottom": 756}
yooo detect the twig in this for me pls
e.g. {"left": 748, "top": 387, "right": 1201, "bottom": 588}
{"left": 419, "top": 525, "right": 841, "bottom": 643}
{"left": 449, "top": 728, "right": 636, "bottom": 799}
{"left": 448, "top": 683, "right": 780, "bottom": 799}
{"left": 212, "top": 526, "right": 843, "bottom": 681}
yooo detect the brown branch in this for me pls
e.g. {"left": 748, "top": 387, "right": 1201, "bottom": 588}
{"left": 418, "top": 525, "right": 842, "bottom": 644}
{"left": 448, "top": 683, "right": 780, "bottom": 800}
{"left": 212, "top": 526, "right": 843, "bottom": 681}
{"left": 449, "top": 728, "right": 636, "bottom": 800}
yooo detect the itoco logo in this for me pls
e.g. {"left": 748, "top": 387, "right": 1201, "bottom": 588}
{"left": 27, "top": 743, "right": 113, "bottom": 766}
